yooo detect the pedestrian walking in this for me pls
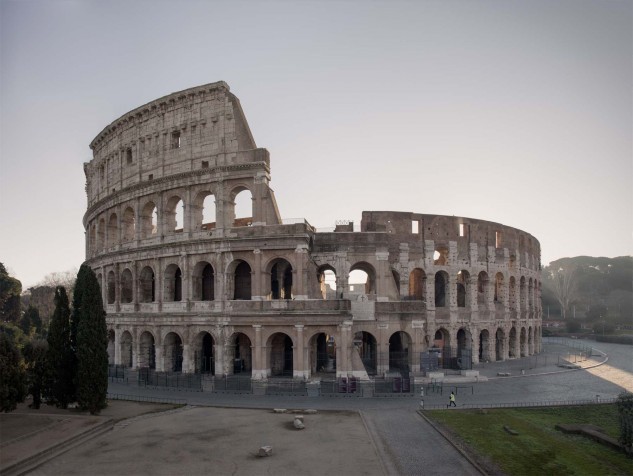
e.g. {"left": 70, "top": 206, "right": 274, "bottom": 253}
{"left": 447, "top": 391, "right": 456, "bottom": 407}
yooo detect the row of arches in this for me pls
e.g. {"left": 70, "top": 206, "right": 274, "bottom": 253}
{"left": 89, "top": 187, "right": 254, "bottom": 252}
{"left": 107, "top": 324, "right": 541, "bottom": 376}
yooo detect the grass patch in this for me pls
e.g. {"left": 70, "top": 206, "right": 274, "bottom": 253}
{"left": 425, "top": 404, "right": 632, "bottom": 475}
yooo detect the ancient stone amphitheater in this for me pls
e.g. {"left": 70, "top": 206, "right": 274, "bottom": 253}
{"left": 84, "top": 81, "right": 542, "bottom": 382}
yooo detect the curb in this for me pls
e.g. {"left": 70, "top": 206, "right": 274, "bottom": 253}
{"left": 1, "top": 418, "right": 114, "bottom": 476}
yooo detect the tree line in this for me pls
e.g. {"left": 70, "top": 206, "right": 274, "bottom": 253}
{"left": 0, "top": 263, "right": 108, "bottom": 414}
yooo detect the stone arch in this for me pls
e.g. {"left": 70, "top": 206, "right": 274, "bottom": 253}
{"left": 228, "top": 259, "right": 252, "bottom": 300}
{"left": 192, "top": 261, "right": 214, "bottom": 301}
{"left": 520, "top": 276, "right": 527, "bottom": 311}
{"left": 107, "top": 212, "right": 118, "bottom": 248}
{"left": 456, "top": 328, "right": 472, "bottom": 367}
{"left": 139, "top": 266, "right": 155, "bottom": 302}
{"left": 120, "top": 330, "right": 133, "bottom": 367}
{"left": 508, "top": 326, "right": 517, "bottom": 358}
{"left": 266, "top": 257, "right": 293, "bottom": 300}
{"left": 193, "top": 190, "right": 217, "bottom": 231}
{"left": 479, "top": 329, "right": 491, "bottom": 362}
{"left": 309, "top": 331, "right": 336, "bottom": 374}
{"left": 354, "top": 331, "right": 377, "bottom": 376}
{"left": 528, "top": 326, "right": 534, "bottom": 354}
{"left": 520, "top": 327, "right": 527, "bottom": 357}
{"left": 140, "top": 201, "right": 158, "bottom": 238}
{"left": 138, "top": 331, "right": 156, "bottom": 369}
{"left": 193, "top": 331, "right": 215, "bottom": 374}
{"left": 122, "top": 206, "right": 135, "bottom": 242}
{"left": 228, "top": 332, "right": 252, "bottom": 374}
{"left": 409, "top": 268, "right": 426, "bottom": 301}
{"left": 433, "top": 244, "right": 448, "bottom": 265}
{"left": 528, "top": 278, "right": 534, "bottom": 310}
{"left": 349, "top": 261, "right": 376, "bottom": 295}
{"left": 495, "top": 328, "right": 505, "bottom": 361}
{"left": 388, "top": 331, "right": 411, "bottom": 374}
{"left": 106, "top": 270, "right": 116, "bottom": 304}
{"left": 163, "top": 332, "right": 184, "bottom": 372}
{"left": 268, "top": 332, "right": 293, "bottom": 377}
{"left": 434, "top": 271, "right": 449, "bottom": 307}
{"left": 456, "top": 270, "right": 470, "bottom": 307}
{"left": 433, "top": 328, "right": 451, "bottom": 368}
{"left": 164, "top": 263, "right": 182, "bottom": 302}
{"left": 477, "top": 271, "right": 489, "bottom": 305}
{"left": 120, "top": 268, "right": 133, "bottom": 303}
{"left": 107, "top": 329, "right": 115, "bottom": 365}
{"left": 494, "top": 272, "right": 504, "bottom": 304}
{"left": 165, "top": 195, "right": 184, "bottom": 233}
{"left": 230, "top": 185, "right": 253, "bottom": 227}
{"left": 317, "top": 264, "right": 338, "bottom": 300}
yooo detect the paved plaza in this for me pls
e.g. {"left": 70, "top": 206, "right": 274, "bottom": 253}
{"left": 1, "top": 340, "right": 631, "bottom": 476}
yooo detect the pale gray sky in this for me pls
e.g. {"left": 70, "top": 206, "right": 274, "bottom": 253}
{"left": 1, "top": 0, "right": 631, "bottom": 287}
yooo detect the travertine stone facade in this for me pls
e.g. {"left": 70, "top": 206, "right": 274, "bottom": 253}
{"left": 84, "top": 81, "right": 542, "bottom": 380}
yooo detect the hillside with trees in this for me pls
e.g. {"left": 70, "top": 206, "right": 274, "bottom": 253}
{"left": 541, "top": 256, "right": 633, "bottom": 333}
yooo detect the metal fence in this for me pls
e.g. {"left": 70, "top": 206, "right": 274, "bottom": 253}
{"left": 137, "top": 368, "right": 202, "bottom": 391}
{"left": 422, "top": 397, "right": 617, "bottom": 410}
{"left": 106, "top": 392, "right": 187, "bottom": 405}
{"left": 211, "top": 375, "right": 253, "bottom": 393}
{"left": 108, "top": 364, "right": 127, "bottom": 380}
{"left": 264, "top": 379, "right": 308, "bottom": 396}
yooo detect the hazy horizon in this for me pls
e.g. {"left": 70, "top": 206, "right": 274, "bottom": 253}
{"left": 1, "top": 0, "right": 631, "bottom": 287}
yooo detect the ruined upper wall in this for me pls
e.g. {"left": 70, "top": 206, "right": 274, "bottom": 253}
{"left": 84, "top": 81, "right": 267, "bottom": 207}
{"left": 360, "top": 211, "right": 541, "bottom": 269}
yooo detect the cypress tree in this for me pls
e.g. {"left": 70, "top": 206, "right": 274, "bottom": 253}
{"left": 0, "top": 331, "right": 26, "bottom": 412}
{"left": 74, "top": 264, "right": 108, "bottom": 414}
{"left": 46, "top": 286, "right": 74, "bottom": 408}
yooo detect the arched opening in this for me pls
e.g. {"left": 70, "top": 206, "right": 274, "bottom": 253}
{"left": 457, "top": 270, "right": 469, "bottom": 307}
{"left": 233, "top": 261, "right": 252, "bottom": 300}
{"left": 520, "top": 276, "right": 527, "bottom": 311}
{"left": 165, "top": 196, "right": 184, "bottom": 233}
{"left": 520, "top": 327, "right": 527, "bottom": 357}
{"left": 350, "top": 262, "right": 376, "bottom": 295}
{"left": 232, "top": 187, "right": 253, "bottom": 227}
{"left": 120, "top": 269, "right": 133, "bottom": 303}
{"left": 194, "top": 332, "right": 214, "bottom": 374}
{"left": 479, "top": 329, "right": 490, "bottom": 362}
{"left": 269, "top": 333, "right": 293, "bottom": 377}
{"left": 107, "top": 329, "right": 115, "bottom": 365}
{"left": 192, "top": 262, "right": 214, "bottom": 301}
{"left": 392, "top": 269, "right": 401, "bottom": 296}
{"left": 434, "top": 271, "right": 449, "bottom": 307}
{"left": 89, "top": 224, "right": 96, "bottom": 252}
{"left": 138, "top": 331, "right": 156, "bottom": 369}
{"left": 456, "top": 328, "right": 472, "bottom": 369}
{"left": 120, "top": 331, "right": 133, "bottom": 367}
{"left": 528, "top": 326, "right": 534, "bottom": 354}
{"left": 409, "top": 268, "right": 426, "bottom": 301}
{"left": 528, "top": 279, "right": 534, "bottom": 311}
{"left": 433, "top": 328, "right": 451, "bottom": 367}
{"left": 354, "top": 331, "right": 377, "bottom": 375}
{"left": 229, "top": 333, "right": 252, "bottom": 374}
{"left": 163, "top": 332, "right": 183, "bottom": 372}
{"left": 268, "top": 258, "right": 293, "bottom": 300}
{"left": 389, "top": 331, "right": 411, "bottom": 375}
{"left": 107, "top": 271, "right": 116, "bottom": 304}
{"left": 494, "top": 272, "right": 504, "bottom": 304}
{"left": 139, "top": 266, "right": 155, "bottom": 302}
{"left": 495, "top": 328, "right": 505, "bottom": 361}
{"left": 433, "top": 245, "right": 448, "bottom": 265}
{"left": 107, "top": 213, "right": 118, "bottom": 248}
{"left": 317, "top": 266, "right": 338, "bottom": 300}
{"left": 193, "top": 191, "right": 216, "bottom": 231}
{"left": 509, "top": 327, "right": 517, "bottom": 358}
{"left": 164, "top": 264, "right": 182, "bottom": 302}
{"left": 477, "top": 271, "right": 489, "bottom": 305}
{"left": 122, "top": 207, "right": 135, "bottom": 242}
{"left": 140, "top": 201, "right": 158, "bottom": 238}
{"left": 310, "top": 333, "right": 336, "bottom": 374}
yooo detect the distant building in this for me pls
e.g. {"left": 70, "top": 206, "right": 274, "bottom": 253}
{"left": 83, "top": 81, "right": 542, "bottom": 380}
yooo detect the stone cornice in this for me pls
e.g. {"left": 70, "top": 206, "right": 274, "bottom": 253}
{"left": 90, "top": 81, "right": 230, "bottom": 150}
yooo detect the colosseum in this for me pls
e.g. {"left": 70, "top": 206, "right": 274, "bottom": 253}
{"left": 83, "top": 81, "right": 542, "bottom": 388}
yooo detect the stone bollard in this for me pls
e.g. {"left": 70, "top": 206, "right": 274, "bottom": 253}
{"left": 293, "top": 416, "right": 305, "bottom": 429}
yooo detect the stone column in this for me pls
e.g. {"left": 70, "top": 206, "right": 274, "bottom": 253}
{"left": 294, "top": 245, "right": 308, "bottom": 300}
{"left": 252, "top": 325, "right": 264, "bottom": 379}
{"left": 448, "top": 274, "right": 457, "bottom": 310}
{"left": 338, "top": 321, "right": 352, "bottom": 377}
{"left": 132, "top": 328, "right": 139, "bottom": 368}
{"left": 294, "top": 324, "right": 307, "bottom": 379}
{"left": 155, "top": 344, "right": 164, "bottom": 371}
{"left": 182, "top": 344, "right": 191, "bottom": 373}
{"left": 252, "top": 249, "right": 263, "bottom": 300}
{"left": 114, "top": 328, "right": 122, "bottom": 365}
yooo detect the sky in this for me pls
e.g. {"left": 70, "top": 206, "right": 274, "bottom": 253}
{"left": 1, "top": 0, "right": 631, "bottom": 288}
